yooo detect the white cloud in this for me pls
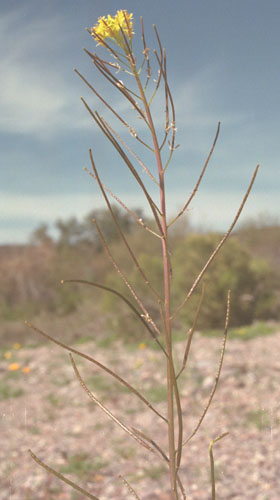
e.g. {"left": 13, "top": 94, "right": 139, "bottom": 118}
{"left": 0, "top": 8, "right": 94, "bottom": 139}
{"left": 0, "top": 7, "right": 247, "bottom": 144}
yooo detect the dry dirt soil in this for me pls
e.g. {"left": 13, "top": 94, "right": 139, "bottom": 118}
{"left": 1, "top": 328, "right": 280, "bottom": 500}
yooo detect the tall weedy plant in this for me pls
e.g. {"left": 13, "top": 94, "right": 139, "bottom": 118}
{"left": 26, "top": 11, "right": 259, "bottom": 499}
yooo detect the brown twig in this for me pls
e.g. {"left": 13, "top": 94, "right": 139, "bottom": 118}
{"left": 131, "top": 42, "right": 183, "bottom": 497}
{"left": 89, "top": 148, "right": 162, "bottom": 303}
{"left": 24, "top": 320, "right": 167, "bottom": 422}
{"left": 183, "top": 290, "right": 231, "bottom": 446}
{"left": 132, "top": 428, "right": 186, "bottom": 499}
{"left": 118, "top": 475, "right": 141, "bottom": 500}
{"left": 61, "top": 279, "right": 167, "bottom": 356}
{"left": 176, "top": 283, "right": 205, "bottom": 380}
{"left": 141, "top": 17, "right": 151, "bottom": 90}
{"left": 168, "top": 122, "right": 221, "bottom": 228}
{"left": 171, "top": 165, "right": 259, "bottom": 320}
{"left": 83, "top": 166, "right": 161, "bottom": 237}
{"left": 209, "top": 432, "right": 229, "bottom": 500}
{"left": 153, "top": 48, "right": 177, "bottom": 162}
{"left": 99, "top": 116, "right": 159, "bottom": 185}
{"left": 28, "top": 449, "right": 100, "bottom": 500}
{"left": 74, "top": 68, "right": 135, "bottom": 133}
{"left": 69, "top": 353, "right": 155, "bottom": 453}
{"left": 80, "top": 99, "right": 163, "bottom": 231}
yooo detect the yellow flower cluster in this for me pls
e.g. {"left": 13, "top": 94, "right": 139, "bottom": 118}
{"left": 138, "top": 342, "right": 147, "bottom": 350}
{"left": 91, "top": 10, "right": 134, "bottom": 46}
{"left": 3, "top": 343, "right": 31, "bottom": 374}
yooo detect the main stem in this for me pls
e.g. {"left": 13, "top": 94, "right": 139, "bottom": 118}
{"left": 132, "top": 64, "right": 179, "bottom": 500}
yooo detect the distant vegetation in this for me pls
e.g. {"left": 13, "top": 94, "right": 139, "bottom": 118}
{"left": 1, "top": 208, "right": 280, "bottom": 337}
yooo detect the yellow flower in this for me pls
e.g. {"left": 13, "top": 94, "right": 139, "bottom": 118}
{"left": 138, "top": 342, "right": 147, "bottom": 350}
{"left": 4, "top": 351, "right": 12, "bottom": 359}
{"left": 8, "top": 363, "right": 20, "bottom": 371}
{"left": 13, "top": 343, "right": 21, "bottom": 350}
{"left": 22, "top": 366, "right": 31, "bottom": 374}
{"left": 91, "top": 10, "right": 134, "bottom": 46}
{"left": 134, "top": 359, "right": 143, "bottom": 370}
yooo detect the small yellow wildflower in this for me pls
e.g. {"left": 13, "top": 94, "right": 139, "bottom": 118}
{"left": 13, "top": 343, "right": 21, "bottom": 350}
{"left": 8, "top": 363, "right": 20, "bottom": 371}
{"left": 91, "top": 10, "right": 134, "bottom": 46}
{"left": 134, "top": 359, "right": 143, "bottom": 370}
{"left": 4, "top": 351, "right": 12, "bottom": 360}
{"left": 236, "top": 327, "right": 247, "bottom": 336}
{"left": 138, "top": 342, "right": 147, "bottom": 350}
{"left": 22, "top": 366, "right": 31, "bottom": 374}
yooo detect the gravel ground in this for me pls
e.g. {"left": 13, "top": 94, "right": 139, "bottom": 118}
{"left": 1, "top": 329, "right": 280, "bottom": 500}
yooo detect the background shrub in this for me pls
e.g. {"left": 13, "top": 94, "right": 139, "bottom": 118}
{"left": 1, "top": 209, "right": 279, "bottom": 334}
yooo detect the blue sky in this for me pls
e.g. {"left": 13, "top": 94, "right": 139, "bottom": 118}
{"left": 1, "top": 0, "right": 279, "bottom": 243}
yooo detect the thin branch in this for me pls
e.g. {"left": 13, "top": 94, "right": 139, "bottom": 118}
{"left": 148, "top": 25, "right": 164, "bottom": 107}
{"left": 183, "top": 290, "right": 231, "bottom": 446}
{"left": 118, "top": 475, "right": 141, "bottom": 500}
{"left": 88, "top": 24, "right": 132, "bottom": 65}
{"left": 87, "top": 27, "right": 120, "bottom": 59}
{"left": 83, "top": 167, "right": 161, "bottom": 238}
{"left": 84, "top": 50, "right": 123, "bottom": 72}
{"left": 28, "top": 449, "right": 100, "bottom": 500}
{"left": 159, "top": 302, "right": 184, "bottom": 471}
{"left": 132, "top": 34, "right": 182, "bottom": 496}
{"left": 86, "top": 46, "right": 131, "bottom": 85}
{"left": 137, "top": 54, "right": 150, "bottom": 80}
{"left": 89, "top": 54, "right": 141, "bottom": 100}
{"left": 156, "top": 49, "right": 176, "bottom": 158}
{"left": 168, "top": 122, "right": 221, "bottom": 228}
{"left": 92, "top": 55, "right": 147, "bottom": 121}
{"left": 123, "top": 10, "right": 134, "bottom": 45}
{"left": 80, "top": 99, "right": 163, "bottom": 230}
{"left": 171, "top": 165, "right": 259, "bottom": 319}
{"left": 24, "top": 320, "right": 167, "bottom": 423}
{"left": 159, "top": 301, "right": 185, "bottom": 474}
{"left": 99, "top": 117, "right": 159, "bottom": 185}
{"left": 74, "top": 68, "right": 134, "bottom": 132}
{"left": 75, "top": 64, "right": 152, "bottom": 151}
{"left": 61, "top": 279, "right": 167, "bottom": 356}
{"left": 176, "top": 283, "right": 205, "bottom": 380}
{"left": 163, "top": 51, "right": 170, "bottom": 136}
{"left": 93, "top": 218, "right": 162, "bottom": 337}
{"left": 132, "top": 428, "right": 186, "bottom": 500}
{"left": 98, "top": 112, "right": 161, "bottom": 219}
{"left": 174, "top": 369, "right": 183, "bottom": 471}
{"left": 209, "top": 432, "right": 229, "bottom": 500}
{"left": 132, "top": 426, "right": 169, "bottom": 463}
{"left": 141, "top": 17, "right": 151, "bottom": 90}
{"left": 158, "top": 50, "right": 170, "bottom": 152}
{"left": 89, "top": 149, "right": 162, "bottom": 303}
{"left": 119, "top": 22, "right": 138, "bottom": 73}
{"left": 99, "top": 114, "right": 164, "bottom": 227}
{"left": 148, "top": 68, "right": 162, "bottom": 108}
{"left": 69, "top": 353, "right": 156, "bottom": 453}
{"left": 153, "top": 49, "right": 177, "bottom": 163}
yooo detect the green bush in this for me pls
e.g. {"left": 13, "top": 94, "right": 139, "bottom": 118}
{"left": 173, "top": 233, "right": 259, "bottom": 328}
{"left": 102, "top": 232, "right": 278, "bottom": 336}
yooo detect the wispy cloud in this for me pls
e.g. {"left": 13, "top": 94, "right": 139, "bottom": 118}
{"left": 0, "top": 6, "right": 247, "bottom": 145}
{"left": 0, "top": 8, "right": 95, "bottom": 139}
